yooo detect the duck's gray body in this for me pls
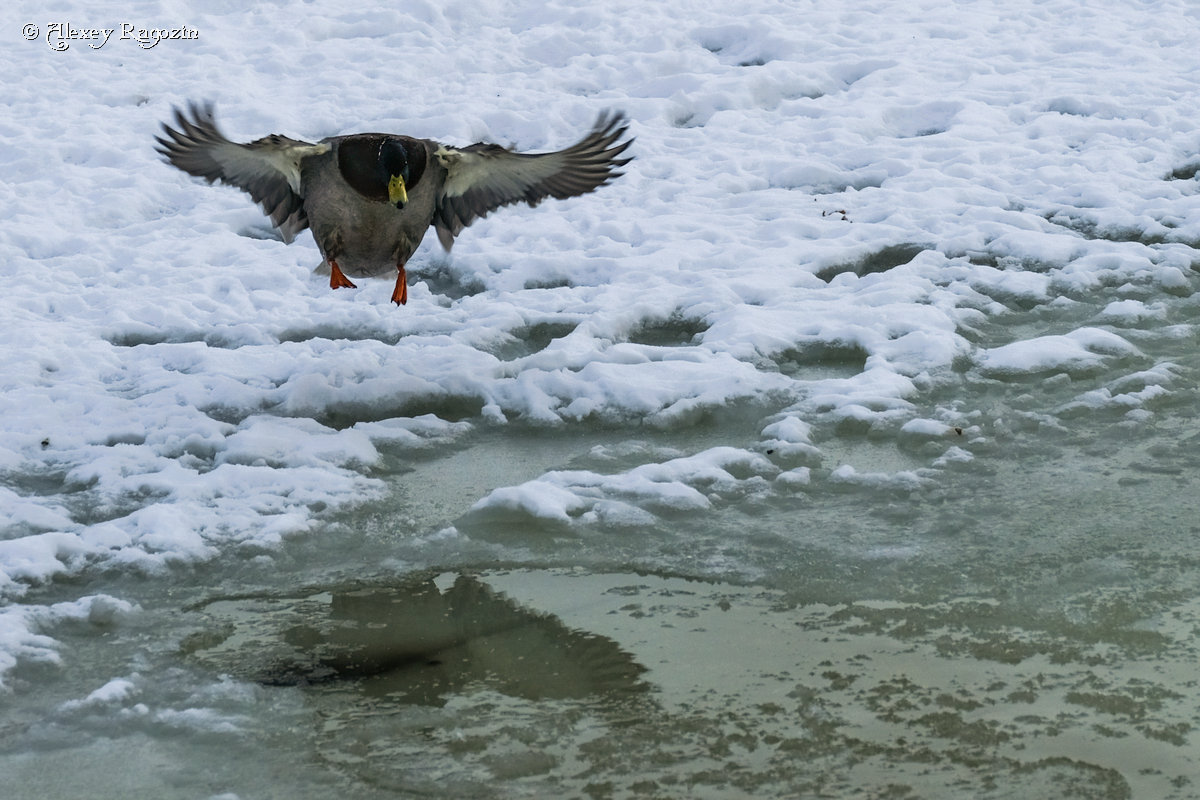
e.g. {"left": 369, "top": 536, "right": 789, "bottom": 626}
{"left": 301, "top": 134, "right": 440, "bottom": 279}
{"left": 156, "top": 102, "right": 633, "bottom": 304}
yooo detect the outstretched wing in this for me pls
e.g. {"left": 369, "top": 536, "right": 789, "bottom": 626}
{"left": 432, "top": 111, "right": 633, "bottom": 249}
{"left": 155, "top": 101, "right": 329, "bottom": 242}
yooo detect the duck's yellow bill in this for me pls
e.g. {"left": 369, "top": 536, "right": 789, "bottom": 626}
{"left": 388, "top": 175, "right": 408, "bottom": 207}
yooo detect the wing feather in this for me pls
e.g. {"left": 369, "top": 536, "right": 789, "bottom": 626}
{"left": 155, "top": 101, "right": 328, "bottom": 242}
{"left": 433, "top": 111, "right": 633, "bottom": 247}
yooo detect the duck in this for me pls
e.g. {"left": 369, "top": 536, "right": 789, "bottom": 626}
{"left": 156, "top": 102, "right": 633, "bottom": 305}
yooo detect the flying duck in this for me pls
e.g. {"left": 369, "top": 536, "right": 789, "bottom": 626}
{"left": 156, "top": 102, "right": 633, "bottom": 305}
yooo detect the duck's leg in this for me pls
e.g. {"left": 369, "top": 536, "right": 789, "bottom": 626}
{"left": 390, "top": 264, "right": 408, "bottom": 306}
{"left": 329, "top": 258, "right": 357, "bottom": 290}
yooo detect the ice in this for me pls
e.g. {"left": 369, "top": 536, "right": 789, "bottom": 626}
{"left": 3, "top": 0, "right": 1200, "bottom": 719}
{"left": 829, "top": 464, "right": 927, "bottom": 492}
{"left": 0, "top": 594, "right": 135, "bottom": 689}
{"left": 467, "top": 445, "right": 777, "bottom": 527}
{"left": 976, "top": 327, "right": 1140, "bottom": 376}
{"left": 60, "top": 678, "right": 138, "bottom": 711}
{"left": 1097, "top": 299, "right": 1167, "bottom": 324}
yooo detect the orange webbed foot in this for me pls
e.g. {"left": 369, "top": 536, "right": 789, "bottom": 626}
{"left": 329, "top": 259, "right": 357, "bottom": 290}
{"left": 390, "top": 265, "right": 408, "bottom": 306}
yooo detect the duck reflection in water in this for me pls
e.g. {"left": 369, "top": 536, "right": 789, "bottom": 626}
{"left": 187, "top": 572, "right": 649, "bottom": 707}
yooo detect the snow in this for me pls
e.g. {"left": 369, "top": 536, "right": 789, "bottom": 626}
{"left": 59, "top": 678, "right": 138, "bottom": 711}
{"left": 0, "top": 595, "right": 135, "bottom": 681}
{"left": 467, "top": 445, "right": 776, "bottom": 526}
{"left": 976, "top": 327, "right": 1141, "bottom": 376}
{"left": 3, "top": 0, "right": 1200, "bottom": 695}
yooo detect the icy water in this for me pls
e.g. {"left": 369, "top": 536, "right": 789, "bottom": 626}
{"left": 9, "top": 1, "right": 1200, "bottom": 794}
{"left": 3, "top": 272, "right": 1200, "bottom": 800}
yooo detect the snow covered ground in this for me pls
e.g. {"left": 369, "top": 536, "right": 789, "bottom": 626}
{"left": 4, "top": 0, "right": 1200, "bottom": 796}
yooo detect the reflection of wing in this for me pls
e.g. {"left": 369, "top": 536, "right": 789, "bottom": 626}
{"left": 156, "top": 102, "right": 329, "bottom": 242}
{"left": 184, "top": 572, "right": 648, "bottom": 704}
{"left": 433, "top": 112, "right": 633, "bottom": 249}
{"left": 441, "top": 574, "right": 648, "bottom": 700}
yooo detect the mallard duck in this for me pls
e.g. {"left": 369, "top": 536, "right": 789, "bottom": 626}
{"left": 156, "top": 102, "right": 633, "bottom": 305}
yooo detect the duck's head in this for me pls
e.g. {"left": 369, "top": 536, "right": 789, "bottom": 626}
{"left": 379, "top": 139, "right": 409, "bottom": 209}
{"left": 337, "top": 135, "right": 426, "bottom": 209}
